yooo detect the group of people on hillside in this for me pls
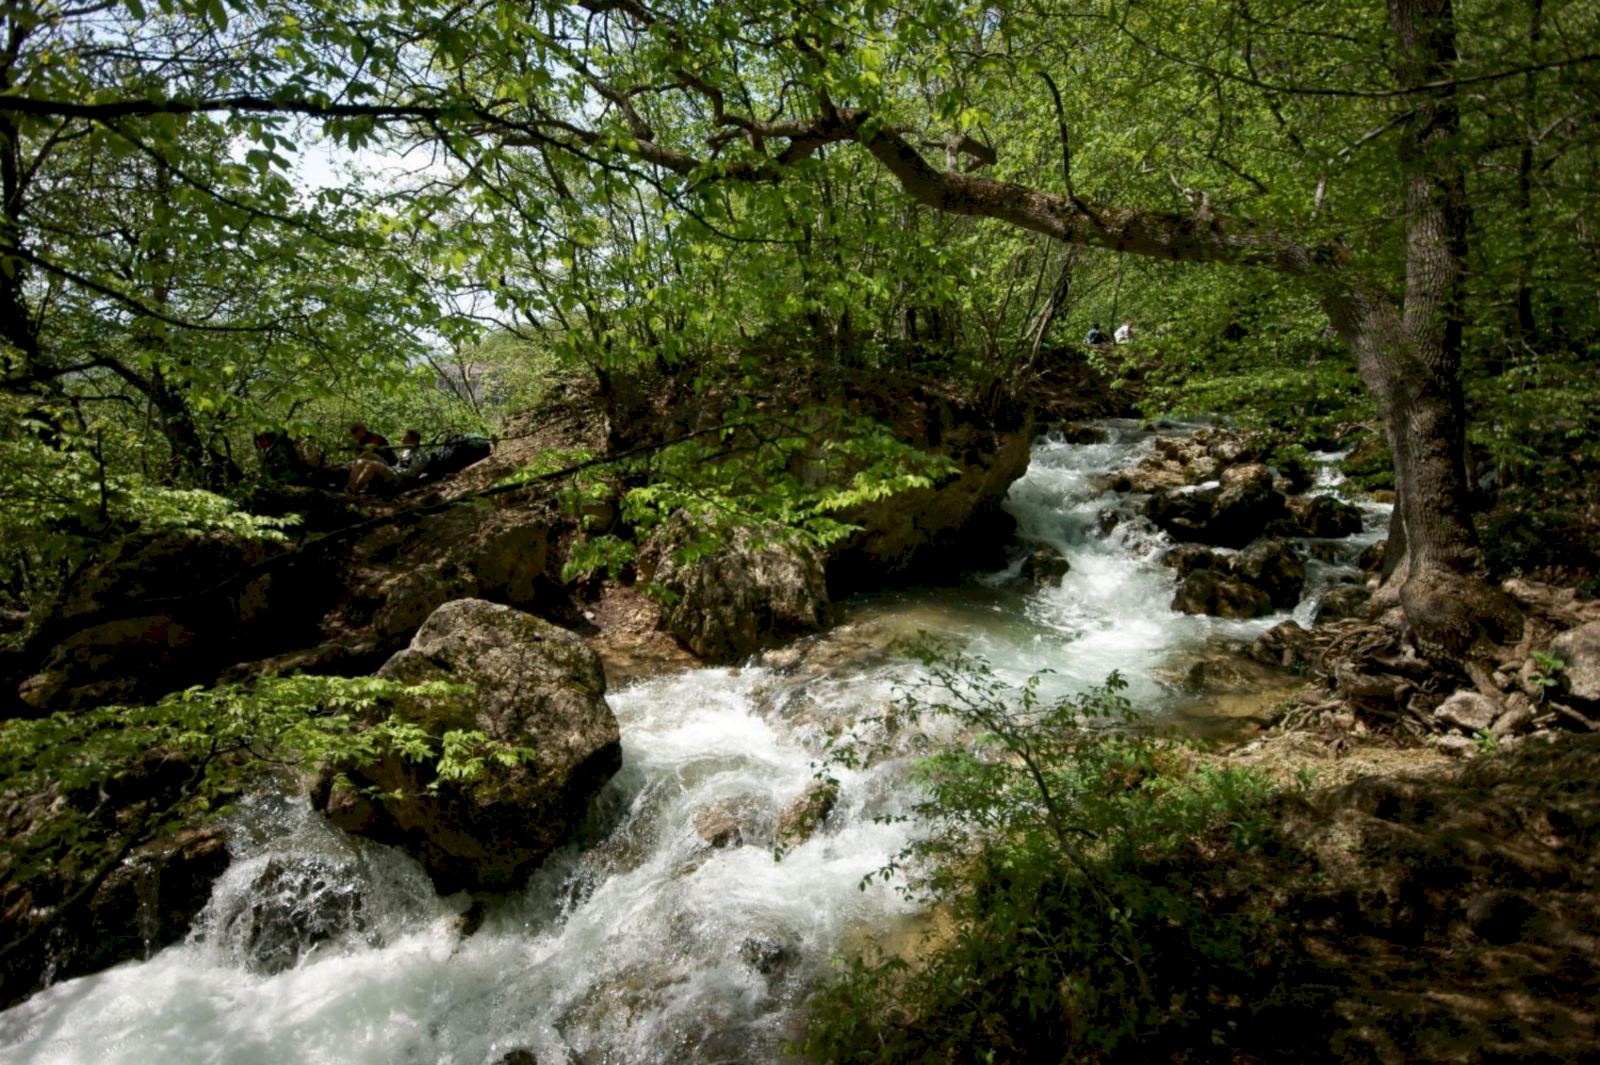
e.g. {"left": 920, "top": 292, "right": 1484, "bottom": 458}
{"left": 1085, "top": 320, "right": 1136, "bottom": 347}
{"left": 254, "top": 421, "right": 491, "bottom": 495}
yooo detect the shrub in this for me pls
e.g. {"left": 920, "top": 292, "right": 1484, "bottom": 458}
{"left": 802, "top": 642, "right": 1298, "bottom": 1063}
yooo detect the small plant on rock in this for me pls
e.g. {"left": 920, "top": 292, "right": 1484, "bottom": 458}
{"left": 1528, "top": 650, "right": 1565, "bottom": 702}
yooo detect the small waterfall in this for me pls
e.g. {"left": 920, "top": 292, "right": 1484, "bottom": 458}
{"left": 0, "top": 420, "right": 1389, "bottom": 1064}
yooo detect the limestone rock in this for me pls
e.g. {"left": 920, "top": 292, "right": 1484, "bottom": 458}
{"left": 1054, "top": 423, "right": 1108, "bottom": 445}
{"left": 1, "top": 821, "right": 228, "bottom": 1006}
{"left": 739, "top": 933, "right": 795, "bottom": 975}
{"left": 1160, "top": 543, "right": 1224, "bottom": 578}
{"left": 829, "top": 397, "right": 1032, "bottom": 587}
{"left": 1302, "top": 496, "right": 1365, "bottom": 539}
{"left": 1316, "top": 585, "right": 1372, "bottom": 624}
{"left": 776, "top": 780, "right": 840, "bottom": 847}
{"left": 205, "top": 855, "right": 371, "bottom": 975}
{"left": 655, "top": 524, "right": 831, "bottom": 663}
{"left": 1210, "top": 467, "right": 1288, "bottom": 548}
{"left": 693, "top": 795, "right": 769, "bottom": 849}
{"left": 1172, "top": 570, "right": 1274, "bottom": 619}
{"left": 1549, "top": 621, "right": 1600, "bottom": 702}
{"left": 1436, "top": 734, "right": 1478, "bottom": 758}
{"left": 1433, "top": 691, "right": 1501, "bottom": 735}
{"left": 1185, "top": 455, "right": 1223, "bottom": 483}
{"left": 1250, "top": 620, "right": 1312, "bottom": 669}
{"left": 1143, "top": 488, "right": 1217, "bottom": 542}
{"left": 1234, "top": 540, "right": 1306, "bottom": 609}
{"left": 316, "top": 599, "right": 621, "bottom": 893}
{"left": 1308, "top": 542, "right": 1352, "bottom": 564}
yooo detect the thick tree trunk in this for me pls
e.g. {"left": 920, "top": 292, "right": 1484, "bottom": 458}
{"left": 836, "top": 9, "right": 1521, "bottom": 663}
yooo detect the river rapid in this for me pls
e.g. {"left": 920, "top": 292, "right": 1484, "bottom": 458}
{"left": 0, "top": 421, "right": 1387, "bottom": 1064}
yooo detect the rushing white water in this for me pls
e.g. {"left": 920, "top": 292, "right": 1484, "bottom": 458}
{"left": 0, "top": 421, "right": 1388, "bottom": 1064}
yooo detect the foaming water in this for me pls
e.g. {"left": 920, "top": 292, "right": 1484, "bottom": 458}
{"left": 0, "top": 420, "right": 1389, "bottom": 1063}
{"left": 0, "top": 672, "right": 917, "bottom": 1065}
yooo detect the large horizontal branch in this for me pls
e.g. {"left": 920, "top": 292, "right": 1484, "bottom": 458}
{"left": 0, "top": 93, "right": 454, "bottom": 123}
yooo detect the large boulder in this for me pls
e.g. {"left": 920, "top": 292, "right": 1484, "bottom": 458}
{"left": 1142, "top": 467, "right": 1290, "bottom": 550}
{"left": 1171, "top": 570, "right": 1274, "bottom": 619}
{"left": 315, "top": 599, "right": 621, "bottom": 893}
{"left": 1, "top": 816, "right": 228, "bottom": 1007}
{"left": 827, "top": 388, "right": 1033, "bottom": 587}
{"left": 16, "top": 531, "right": 298, "bottom": 715}
{"left": 1209, "top": 464, "right": 1289, "bottom": 548}
{"left": 203, "top": 855, "right": 372, "bottom": 975}
{"left": 654, "top": 524, "right": 832, "bottom": 663}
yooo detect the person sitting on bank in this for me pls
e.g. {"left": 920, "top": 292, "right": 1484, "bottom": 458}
{"left": 1084, "top": 322, "right": 1109, "bottom": 346}
{"left": 348, "top": 421, "right": 395, "bottom": 465}
{"left": 347, "top": 429, "right": 429, "bottom": 494}
{"left": 1114, "top": 319, "right": 1135, "bottom": 344}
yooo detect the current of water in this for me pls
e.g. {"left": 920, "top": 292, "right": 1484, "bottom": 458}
{"left": 0, "top": 420, "right": 1388, "bottom": 1064}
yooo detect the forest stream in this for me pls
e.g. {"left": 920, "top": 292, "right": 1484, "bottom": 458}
{"left": 0, "top": 420, "right": 1387, "bottom": 1064}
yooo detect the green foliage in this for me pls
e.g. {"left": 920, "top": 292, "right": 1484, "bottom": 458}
{"left": 0, "top": 414, "right": 299, "bottom": 641}
{"left": 494, "top": 408, "right": 961, "bottom": 584}
{"left": 803, "top": 642, "right": 1296, "bottom": 1061}
{"left": 0, "top": 674, "right": 530, "bottom": 894}
{"left": 1527, "top": 651, "right": 1565, "bottom": 703}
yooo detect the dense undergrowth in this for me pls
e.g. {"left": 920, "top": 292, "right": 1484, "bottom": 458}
{"left": 800, "top": 645, "right": 1315, "bottom": 1063}
{"left": 799, "top": 646, "right": 1600, "bottom": 1064}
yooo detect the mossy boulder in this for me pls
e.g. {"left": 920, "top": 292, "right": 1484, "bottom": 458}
{"left": 314, "top": 599, "right": 621, "bottom": 893}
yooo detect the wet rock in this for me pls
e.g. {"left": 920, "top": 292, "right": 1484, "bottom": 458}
{"left": 494, "top": 1051, "right": 539, "bottom": 1065}
{"left": 1161, "top": 543, "right": 1225, "bottom": 578}
{"left": 1172, "top": 570, "right": 1273, "bottom": 619}
{"left": 1143, "top": 487, "right": 1217, "bottom": 542}
{"left": 1124, "top": 464, "right": 1190, "bottom": 493}
{"left": 1210, "top": 467, "right": 1290, "bottom": 549}
{"left": 0, "top": 822, "right": 229, "bottom": 1006}
{"left": 1433, "top": 691, "right": 1501, "bottom": 735}
{"left": 776, "top": 779, "right": 840, "bottom": 847}
{"left": 206, "top": 855, "right": 369, "bottom": 975}
{"left": 1250, "top": 620, "right": 1312, "bottom": 670}
{"left": 1302, "top": 496, "right": 1365, "bottom": 538}
{"left": 1234, "top": 540, "right": 1306, "bottom": 609}
{"left": 1274, "top": 454, "right": 1316, "bottom": 495}
{"left": 829, "top": 397, "right": 1033, "bottom": 588}
{"left": 1021, "top": 544, "right": 1072, "bottom": 587}
{"left": 654, "top": 523, "right": 831, "bottom": 663}
{"left": 693, "top": 795, "right": 769, "bottom": 849}
{"left": 1095, "top": 508, "right": 1121, "bottom": 537}
{"left": 739, "top": 933, "right": 795, "bottom": 975}
{"left": 1308, "top": 542, "right": 1352, "bottom": 564}
{"left": 1055, "top": 422, "right": 1108, "bottom": 445}
{"left": 316, "top": 599, "right": 621, "bottom": 893}
{"left": 1315, "top": 585, "right": 1372, "bottom": 624}
{"left": 1549, "top": 621, "right": 1600, "bottom": 701}
{"left": 1185, "top": 455, "right": 1223, "bottom": 483}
